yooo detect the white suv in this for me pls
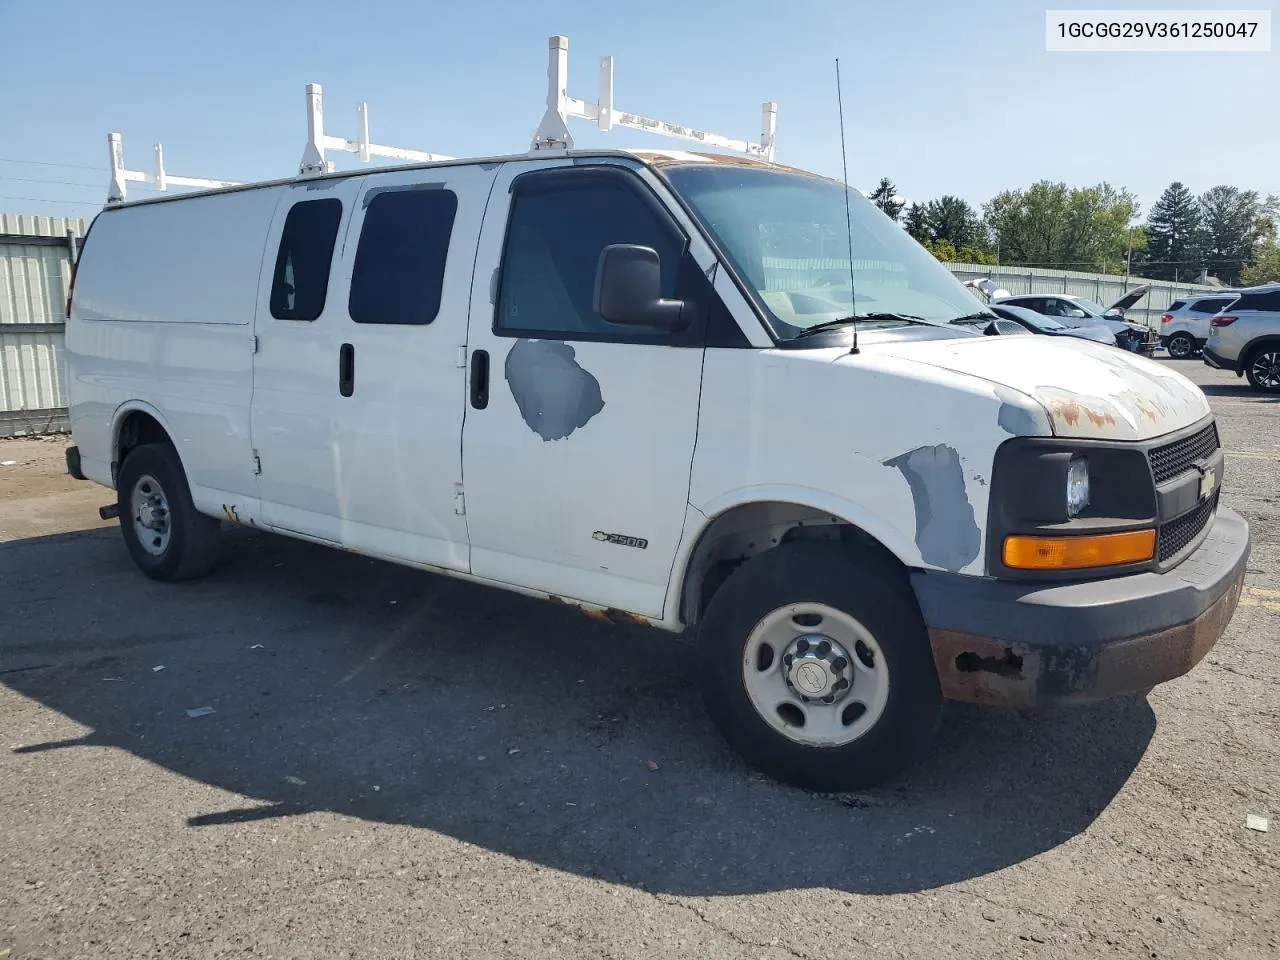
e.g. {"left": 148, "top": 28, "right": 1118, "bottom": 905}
{"left": 1203, "top": 284, "right": 1280, "bottom": 392}
{"left": 1159, "top": 292, "right": 1239, "bottom": 359}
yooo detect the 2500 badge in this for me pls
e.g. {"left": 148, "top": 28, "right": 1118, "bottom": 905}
{"left": 592, "top": 531, "right": 649, "bottom": 550}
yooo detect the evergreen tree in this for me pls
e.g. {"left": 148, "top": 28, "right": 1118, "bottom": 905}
{"left": 868, "top": 177, "right": 905, "bottom": 221}
{"left": 903, "top": 203, "right": 930, "bottom": 244}
{"left": 1144, "top": 182, "right": 1202, "bottom": 281}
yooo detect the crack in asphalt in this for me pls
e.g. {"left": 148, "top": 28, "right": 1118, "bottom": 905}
{"left": 650, "top": 892, "right": 830, "bottom": 960}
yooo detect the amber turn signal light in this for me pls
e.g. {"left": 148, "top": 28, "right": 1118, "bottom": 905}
{"left": 1003, "top": 529, "right": 1156, "bottom": 570}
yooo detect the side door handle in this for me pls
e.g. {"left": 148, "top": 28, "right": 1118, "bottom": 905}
{"left": 470, "top": 349, "right": 489, "bottom": 409}
{"left": 339, "top": 343, "right": 355, "bottom": 397}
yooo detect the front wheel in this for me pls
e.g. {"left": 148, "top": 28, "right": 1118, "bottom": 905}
{"left": 697, "top": 541, "right": 942, "bottom": 791}
{"left": 1166, "top": 333, "right": 1195, "bottom": 359}
{"left": 1245, "top": 346, "right": 1280, "bottom": 393}
{"left": 116, "top": 442, "right": 222, "bottom": 581}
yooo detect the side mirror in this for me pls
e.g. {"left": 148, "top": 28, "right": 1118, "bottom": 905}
{"left": 1103, "top": 307, "right": 1122, "bottom": 318}
{"left": 593, "top": 244, "right": 688, "bottom": 329}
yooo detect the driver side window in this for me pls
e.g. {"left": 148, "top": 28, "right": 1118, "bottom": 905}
{"left": 495, "top": 172, "right": 685, "bottom": 341}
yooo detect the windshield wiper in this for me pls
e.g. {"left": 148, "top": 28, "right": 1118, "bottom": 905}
{"left": 791, "top": 312, "right": 926, "bottom": 339}
{"left": 948, "top": 312, "right": 996, "bottom": 326}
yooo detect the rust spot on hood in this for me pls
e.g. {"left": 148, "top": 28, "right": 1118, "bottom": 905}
{"left": 1047, "top": 397, "right": 1116, "bottom": 430}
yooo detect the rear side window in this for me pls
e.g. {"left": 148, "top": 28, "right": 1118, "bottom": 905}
{"left": 1229, "top": 290, "right": 1280, "bottom": 312}
{"left": 1190, "top": 297, "right": 1231, "bottom": 313}
{"left": 270, "top": 199, "right": 343, "bottom": 321}
{"left": 349, "top": 188, "right": 458, "bottom": 325}
{"left": 1167, "top": 300, "right": 1186, "bottom": 312}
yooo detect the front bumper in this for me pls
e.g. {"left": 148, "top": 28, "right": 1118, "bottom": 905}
{"left": 911, "top": 506, "right": 1250, "bottom": 706}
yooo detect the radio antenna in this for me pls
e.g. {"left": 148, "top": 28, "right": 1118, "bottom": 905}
{"left": 835, "top": 58, "right": 859, "bottom": 355}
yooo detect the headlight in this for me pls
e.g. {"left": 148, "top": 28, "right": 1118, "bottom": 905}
{"left": 1066, "top": 456, "right": 1090, "bottom": 517}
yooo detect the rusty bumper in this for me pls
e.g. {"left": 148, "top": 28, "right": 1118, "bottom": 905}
{"left": 911, "top": 506, "right": 1250, "bottom": 707}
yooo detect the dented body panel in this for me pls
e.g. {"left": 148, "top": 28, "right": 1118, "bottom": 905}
{"left": 686, "top": 339, "right": 1050, "bottom": 579}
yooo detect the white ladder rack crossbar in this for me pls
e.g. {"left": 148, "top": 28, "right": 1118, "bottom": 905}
{"left": 297, "top": 84, "right": 454, "bottom": 177}
{"left": 532, "top": 35, "right": 776, "bottom": 161}
{"left": 107, "top": 133, "right": 241, "bottom": 204}
{"left": 103, "top": 34, "right": 778, "bottom": 205}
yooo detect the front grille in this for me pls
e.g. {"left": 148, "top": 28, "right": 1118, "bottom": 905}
{"left": 1149, "top": 422, "right": 1220, "bottom": 484}
{"left": 1157, "top": 490, "right": 1218, "bottom": 563}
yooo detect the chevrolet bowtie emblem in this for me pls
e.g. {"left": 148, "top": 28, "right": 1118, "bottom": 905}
{"left": 1199, "top": 468, "right": 1217, "bottom": 500}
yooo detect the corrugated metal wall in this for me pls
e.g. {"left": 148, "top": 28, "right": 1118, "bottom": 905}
{"left": 0, "top": 213, "right": 87, "bottom": 437}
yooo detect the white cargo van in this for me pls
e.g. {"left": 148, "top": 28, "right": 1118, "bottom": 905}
{"left": 64, "top": 148, "right": 1250, "bottom": 790}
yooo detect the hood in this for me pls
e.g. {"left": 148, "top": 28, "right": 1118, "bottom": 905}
{"left": 865, "top": 333, "right": 1210, "bottom": 441}
{"left": 1107, "top": 283, "right": 1152, "bottom": 313}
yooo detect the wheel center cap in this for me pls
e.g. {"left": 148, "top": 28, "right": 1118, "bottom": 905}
{"left": 139, "top": 500, "right": 165, "bottom": 530}
{"left": 792, "top": 660, "right": 830, "bottom": 696}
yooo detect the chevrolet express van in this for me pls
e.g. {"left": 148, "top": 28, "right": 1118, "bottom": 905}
{"left": 63, "top": 148, "right": 1250, "bottom": 790}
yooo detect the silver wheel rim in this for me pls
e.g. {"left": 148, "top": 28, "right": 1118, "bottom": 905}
{"left": 742, "top": 602, "right": 890, "bottom": 748}
{"left": 1251, "top": 351, "right": 1280, "bottom": 389}
{"left": 130, "top": 473, "right": 172, "bottom": 556}
{"left": 1169, "top": 336, "right": 1192, "bottom": 358}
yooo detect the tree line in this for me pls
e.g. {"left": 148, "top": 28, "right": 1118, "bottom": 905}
{"left": 866, "top": 176, "right": 1280, "bottom": 286}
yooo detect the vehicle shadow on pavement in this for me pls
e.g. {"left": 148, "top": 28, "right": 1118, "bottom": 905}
{"left": 2, "top": 525, "right": 1157, "bottom": 897}
{"left": 1196, "top": 383, "right": 1280, "bottom": 402}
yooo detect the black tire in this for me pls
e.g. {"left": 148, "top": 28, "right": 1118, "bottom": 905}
{"left": 1166, "top": 333, "right": 1195, "bottom": 359}
{"left": 1244, "top": 344, "right": 1280, "bottom": 393}
{"left": 116, "top": 441, "right": 221, "bottom": 581}
{"left": 697, "top": 541, "right": 942, "bottom": 792}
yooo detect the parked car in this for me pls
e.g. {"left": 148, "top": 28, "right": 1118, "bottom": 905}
{"left": 992, "top": 290, "right": 1158, "bottom": 356}
{"left": 61, "top": 148, "right": 1250, "bottom": 791}
{"left": 988, "top": 303, "right": 1118, "bottom": 346}
{"left": 1159, "top": 292, "right": 1240, "bottom": 359}
{"left": 1203, "top": 283, "right": 1280, "bottom": 392}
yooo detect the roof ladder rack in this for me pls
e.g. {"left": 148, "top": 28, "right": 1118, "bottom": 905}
{"left": 106, "top": 134, "right": 240, "bottom": 205}
{"left": 531, "top": 35, "right": 777, "bottom": 161}
{"left": 298, "top": 84, "right": 454, "bottom": 177}
{"left": 103, "top": 34, "right": 777, "bottom": 204}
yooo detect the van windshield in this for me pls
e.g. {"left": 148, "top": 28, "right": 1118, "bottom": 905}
{"left": 661, "top": 164, "right": 985, "bottom": 337}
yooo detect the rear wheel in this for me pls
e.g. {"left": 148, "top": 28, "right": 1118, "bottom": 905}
{"left": 116, "top": 442, "right": 221, "bottom": 581}
{"left": 697, "top": 541, "right": 942, "bottom": 791}
{"left": 1245, "top": 345, "right": 1280, "bottom": 393}
{"left": 1166, "top": 333, "right": 1195, "bottom": 359}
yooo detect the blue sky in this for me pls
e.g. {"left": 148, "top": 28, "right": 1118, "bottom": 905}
{"left": 1, "top": 0, "right": 1276, "bottom": 222}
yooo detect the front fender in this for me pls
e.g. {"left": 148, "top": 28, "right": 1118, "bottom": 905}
{"left": 694, "top": 484, "right": 923, "bottom": 566}
{"left": 661, "top": 485, "right": 929, "bottom": 630}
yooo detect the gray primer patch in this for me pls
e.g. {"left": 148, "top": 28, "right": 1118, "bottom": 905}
{"left": 883, "top": 444, "right": 981, "bottom": 571}
{"left": 505, "top": 339, "right": 605, "bottom": 441}
{"left": 993, "top": 386, "right": 1044, "bottom": 436}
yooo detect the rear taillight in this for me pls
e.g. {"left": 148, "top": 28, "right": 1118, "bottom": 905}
{"left": 1160, "top": 313, "right": 1173, "bottom": 323}
{"left": 65, "top": 260, "right": 79, "bottom": 319}
{"left": 1211, "top": 315, "right": 1237, "bottom": 327}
